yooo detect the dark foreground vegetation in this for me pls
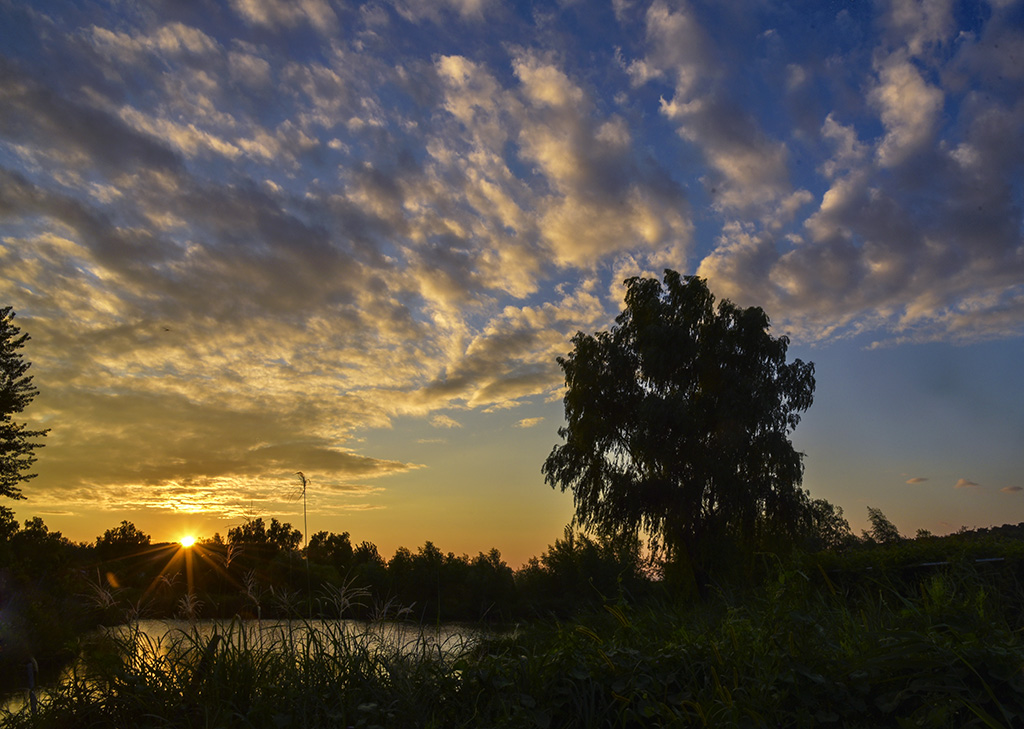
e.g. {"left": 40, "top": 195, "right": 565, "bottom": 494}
{"left": 3, "top": 514, "right": 1024, "bottom": 727}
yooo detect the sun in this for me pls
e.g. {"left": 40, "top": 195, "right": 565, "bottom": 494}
{"left": 180, "top": 535, "right": 196, "bottom": 548}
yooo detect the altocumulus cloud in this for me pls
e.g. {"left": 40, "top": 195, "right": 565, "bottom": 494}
{"left": 430, "top": 415, "right": 463, "bottom": 429}
{"left": 0, "top": 0, "right": 1022, "bottom": 520}
{"left": 514, "top": 417, "right": 545, "bottom": 429}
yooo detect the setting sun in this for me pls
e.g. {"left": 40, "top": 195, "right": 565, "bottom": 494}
{"left": 180, "top": 535, "right": 196, "bottom": 548}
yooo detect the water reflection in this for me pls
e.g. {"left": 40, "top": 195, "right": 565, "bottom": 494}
{"left": 3, "top": 618, "right": 490, "bottom": 716}
{"left": 113, "top": 618, "right": 485, "bottom": 659}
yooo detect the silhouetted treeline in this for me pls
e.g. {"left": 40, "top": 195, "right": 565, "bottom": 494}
{"left": 82, "top": 519, "right": 643, "bottom": 624}
{"left": 6, "top": 508, "right": 1024, "bottom": 691}
{"left": 2, "top": 513, "right": 649, "bottom": 637}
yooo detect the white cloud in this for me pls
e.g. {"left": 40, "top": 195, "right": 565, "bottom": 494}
{"left": 432, "top": 52, "right": 692, "bottom": 270}
{"left": 430, "top": 414, "right": 463, "bottom": 429}
{"left": 118, "top": 107, "right": 243, "bottom": 160}
{"left": 785, "top": 64, "right": 807, "bottom": 91}
{"left": 230, "top": 0, "right": 338, "bottom": 33}
{"left": 625, "top": 58, "right": 662, "bottom": 87}
{"left": 391, "top": 0, "right": 492, "bottom": 23}
{"left": 883, "top": 0, "right": 954, "bottom": 57}
{"left": 514, "top": 417, "right": 545, "bottom": 428}
{"left": 820, "top": 113, "right": 869, "bottom": 179}
{"left": 640, "top": 3, "right": 794, "bottom": 214}
{"left": 513, "top": 55, "right": 585, "bottom": 109}
{"left": 642, "top": 0, "right": 709, "bottom": 99}
{"left": 88, "top": 23, "right": 219, "bottom": 63}
{"left": 871, "top": 54, "right": 944, "bottom": 167}
{"left": 229, "top": 50, "right": 273, "bottom": 87}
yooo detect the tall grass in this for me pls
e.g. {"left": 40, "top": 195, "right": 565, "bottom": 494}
{"left": 4, "top": 612, "right": 474, "bottom": 728}
{"left": 462, "top": 562, "right": 1024, "bottom": 728}
{"left": 5, "top": 561, "right": 1023, "bottom": 728}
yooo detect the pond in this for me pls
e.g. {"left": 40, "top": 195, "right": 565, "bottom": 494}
{"left": 3, "top": 617, "right": 493, "bottom": 716}
{"left": 117, "top": 617, "right": 486, "bottom": 656}
{"left": 124, "top": 614, "right": 483, "bottom": 651}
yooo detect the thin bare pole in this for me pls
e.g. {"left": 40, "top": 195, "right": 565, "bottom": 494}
{"left": 297, "top": 471, "right": 311, "bottom": 617}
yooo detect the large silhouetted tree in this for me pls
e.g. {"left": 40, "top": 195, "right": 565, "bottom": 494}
{"left": 543, "top": 272, "right": 816, "bottom": 585}
{"left": 1, "top": 307, "right": 49, "bottom": 499}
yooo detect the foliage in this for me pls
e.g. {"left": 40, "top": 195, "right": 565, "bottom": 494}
{"left": 515, "top": 528, "right": 649, "bottom": 617}
{"left": 797, "top": 498, "right": 856, "bottom": 552}
{"left": 380, "top": 541, "right": 517, "bottom": 622}
{"left": 812, "top": 521, "right": 1024, "bottom": 579}
{"left": 0, "top": 514, "right": 89, "bottom": 690}
{"left": 227, "top": 517, "right": 302, "bottom": 553}
{"left": 6, "top": 558, "right": 1023, "bottom": 728}
{"left": 95, "top": 520, "right": 151, "bottom": 561}
{"left": 307, "top": 530, "right": 354, "bottom": 570}
{"left": 543, "top": 272, "right": 815, "bottom": 583}
{"left": 0, "top": 307, "right": 49, "bottom": 500}
{"left": 865, "top": 506, "right": 903, "bottom": 544}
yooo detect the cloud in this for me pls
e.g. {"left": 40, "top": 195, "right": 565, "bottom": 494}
{"left": 882, "top": 0, "right": 954, "bottom": 57}
{"left": 430, "top": 414, "right": 463, "bottom": 429}
{"left": 641, "top": 0, "right": 710, "bottom": 98}
{"left": 629, "top": 2, "right": 799, "bottom": 216}
{"left": 870, "top": 54, "right": 944, "bottom": 167}
{"left": 514, "top": 417, "right": 545, "bottom": 429}
{"left": 1001, "top": 486, "right": 1022, "bottom": 494}
{"left": 514, "top": 95, "right": 690, "bottom": 261}
{"left": 0, "top": 64, "right": 184, "bottom": 178}
{"left": 3, "top": 0, "right": 1024, "bottom": 531}
{"left": 228, "top": 49, "right": 273, "bottom": 88}
{"left": 27, "top": 387, "right": 418, "bottom": 493}
{"left": 905, "top": 477, "right": 928, "bottom": 484}
{"left": 230, "top": 0, "right": 338, "bottom": 33}
{"left": 954, "top": 478, "right": 980, "bottom": 489}
{"left": 661, "top": 95, "right": 795, "bottom": 211}
{"left": 433, "top": 51, "right": 692, "bottom": 270}
{"left": 697, "top": 48, "right": 1024, "bottom": 343}
{"left": 391, "top": 0, "right": 493, "bottom": 23}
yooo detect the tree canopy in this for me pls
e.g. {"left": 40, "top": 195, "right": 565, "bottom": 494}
{"left": 543, "top": 271, "right": 816, "bottom": 582}
{"left": 97, "top": 520, "right": 152, "bottom": 547}
{"left": 1, "top": 307, "right": 49, "bottom": 499}
{"left": 865, "top": 506, "right": 903, "bottom": 544}
{"left": 228, "top": 517, "right": 302, "bottom": 553}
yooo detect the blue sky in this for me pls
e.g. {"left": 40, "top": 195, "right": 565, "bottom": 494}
{"left": 1, "top": 0, "right": 1022, "bottom": 564}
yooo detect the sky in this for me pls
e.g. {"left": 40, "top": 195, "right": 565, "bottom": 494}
{"left": 1, "top": 0, "right": 1022, "bottom": 566}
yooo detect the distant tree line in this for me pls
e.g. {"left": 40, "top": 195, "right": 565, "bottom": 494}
{"left": 6, "top": 502, "right": 1024, "bottom": 689}
{"left": 0, "top": 503, "right": 862, "bottom": 640}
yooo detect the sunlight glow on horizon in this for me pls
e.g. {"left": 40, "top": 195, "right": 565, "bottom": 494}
{"left": 180, "top": 535, "right": 196, "bottom": 548}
